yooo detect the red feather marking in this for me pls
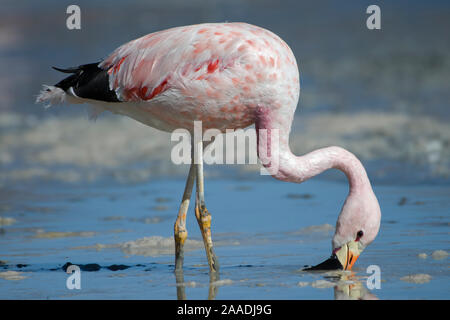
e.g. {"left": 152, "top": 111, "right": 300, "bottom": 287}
{"left": 140, "top": 86, "right": 148, "bottom": 99}
{"left": 113, "top": 56, "right": 127, "bottom": 75}
{"left": 147, "top": 78, "right": 169, "bottom": 100}
{"left": 207, "top": 59, "right": 220, "bottom": 73}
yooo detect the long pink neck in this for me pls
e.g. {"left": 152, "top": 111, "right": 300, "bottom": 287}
{"left": 255, "top": 110, "right": 371, "bottom": 193}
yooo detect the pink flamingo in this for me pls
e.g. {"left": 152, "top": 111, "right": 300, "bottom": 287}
{"left": 37, "top": 23, "right": 381, "bottom": 273}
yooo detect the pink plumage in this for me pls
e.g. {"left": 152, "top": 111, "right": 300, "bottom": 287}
{"left": 97, "top": 22, "right": 299, "bottom": 131}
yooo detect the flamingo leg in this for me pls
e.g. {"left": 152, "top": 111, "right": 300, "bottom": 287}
{"left": 175, "top": 268, "right": 187, "bottom": 300}
{"left": 194, "top": 139, "right": 220, "bottom": 273}
{"left": 174, "top": 162, "right": 196, "bottom": 272}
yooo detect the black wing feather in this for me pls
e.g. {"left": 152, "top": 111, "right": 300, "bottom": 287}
{"left": 53, "top": 62, "right": 120, "bottom": 102}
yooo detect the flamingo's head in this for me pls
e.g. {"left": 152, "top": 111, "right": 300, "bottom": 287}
{"left": 332, "top": 186, "right": 381, "bottom": 270}
{"left": 304, "top": 186, "right": 381, "bottom": 271}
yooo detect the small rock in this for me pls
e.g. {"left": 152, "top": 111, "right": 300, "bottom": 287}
{"left": 398, "top": 197, "right": 407, "bottom": 206}
{"left": 0, "top": 217, "right": 16, "bottom": 226}
{"left": 431, "top": 250, "right": 448, "bottom": 260}
{"left": 107, "top": 264, "right": 130, "bottom": 271}
{"left": 63, "top": 262, "right": 101, "bottom": 272}
{"left": 287, "top": 193, "right": 314, "bottom": 200}
{"left": 400, "top": 274, "right": 431, "bottom": 284}
{"left": 0, "top": 271, "right": 27, "bottom": 280}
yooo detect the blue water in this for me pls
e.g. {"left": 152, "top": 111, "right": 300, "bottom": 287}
{"left": 0, "top": 178, "right": 448, "bottom": 299}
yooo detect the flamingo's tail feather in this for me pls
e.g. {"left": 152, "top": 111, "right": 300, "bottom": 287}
{"left": 51, "top": 66, "right": 79, "bottom": 74}
{"left": 36, "top": 63, "right": 120, "bottom": 120}
{"left": 52, "top": 62, "right": 119, "bottom": 102}
{"left": 36, "top": 62, "right": 120, "bottom": 105}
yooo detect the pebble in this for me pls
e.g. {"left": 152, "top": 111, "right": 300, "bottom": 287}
{"left": 0, "top": 217, "right": 16, "bottom": 226}
{"left": 431, "top": 250, "right": 448, "bottom": 260}
{"left": 297, "top": 281, "right": 309, "bottom": 287}
{"left": 0, "top": 271, "right": 27, "bottom": 280}
{"left": 400, "top": 274, "right": 431, "bottom": 284}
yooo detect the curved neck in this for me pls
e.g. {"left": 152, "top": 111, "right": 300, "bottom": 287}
{"left": 255, "top": 111, "right": 371, "bottom": 193}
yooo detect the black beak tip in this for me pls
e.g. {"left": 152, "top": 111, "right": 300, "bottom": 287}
{"left": 302, "top": 255, "right": 343, "bottom": 271}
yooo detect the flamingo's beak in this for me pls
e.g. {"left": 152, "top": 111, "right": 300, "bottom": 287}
{"left": 303, "top": 240, "right": 363, "bottom": 271}
{"left": 335, "top": 241, "right": 362, "bottom": 271}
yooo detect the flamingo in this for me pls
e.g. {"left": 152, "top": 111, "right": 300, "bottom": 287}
{"left": 36, "top": 22, "right": 381, "bottom": 273}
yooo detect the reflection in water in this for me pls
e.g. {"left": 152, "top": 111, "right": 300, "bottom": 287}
{"left": 175, "top": 270, "right": 220, "bottom": 300}
{"left": 331, "top": 272, "right": 379, "bottom": 300}
{"left": 175, "top": 271, "right": 186, "bottom": 300}
{"left": 174, "top": 269, "right": 378, "bottom": 300}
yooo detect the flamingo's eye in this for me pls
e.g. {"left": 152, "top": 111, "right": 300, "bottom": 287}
{"left": 356, "top": 230, "right": 364, "bottom": 240}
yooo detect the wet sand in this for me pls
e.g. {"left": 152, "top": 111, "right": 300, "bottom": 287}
{"left": 0, "top": 178, "right": 448, "bottom": 299}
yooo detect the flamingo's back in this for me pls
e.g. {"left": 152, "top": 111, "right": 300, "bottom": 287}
{"left": 38, "top": 23, "right": 300, "bottom": 132}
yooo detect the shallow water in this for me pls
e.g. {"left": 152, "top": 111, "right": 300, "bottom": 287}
{"left": 0, "top": 178, "right": 448, "bottom": 299}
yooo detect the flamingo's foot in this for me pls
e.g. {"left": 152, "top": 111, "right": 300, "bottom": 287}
{"left": 195, "top": 204, "right": 220, "bottom": 273}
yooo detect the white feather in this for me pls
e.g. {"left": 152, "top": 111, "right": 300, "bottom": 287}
{"left": 35, "top": 85, "right": 66, "bottom": 108}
